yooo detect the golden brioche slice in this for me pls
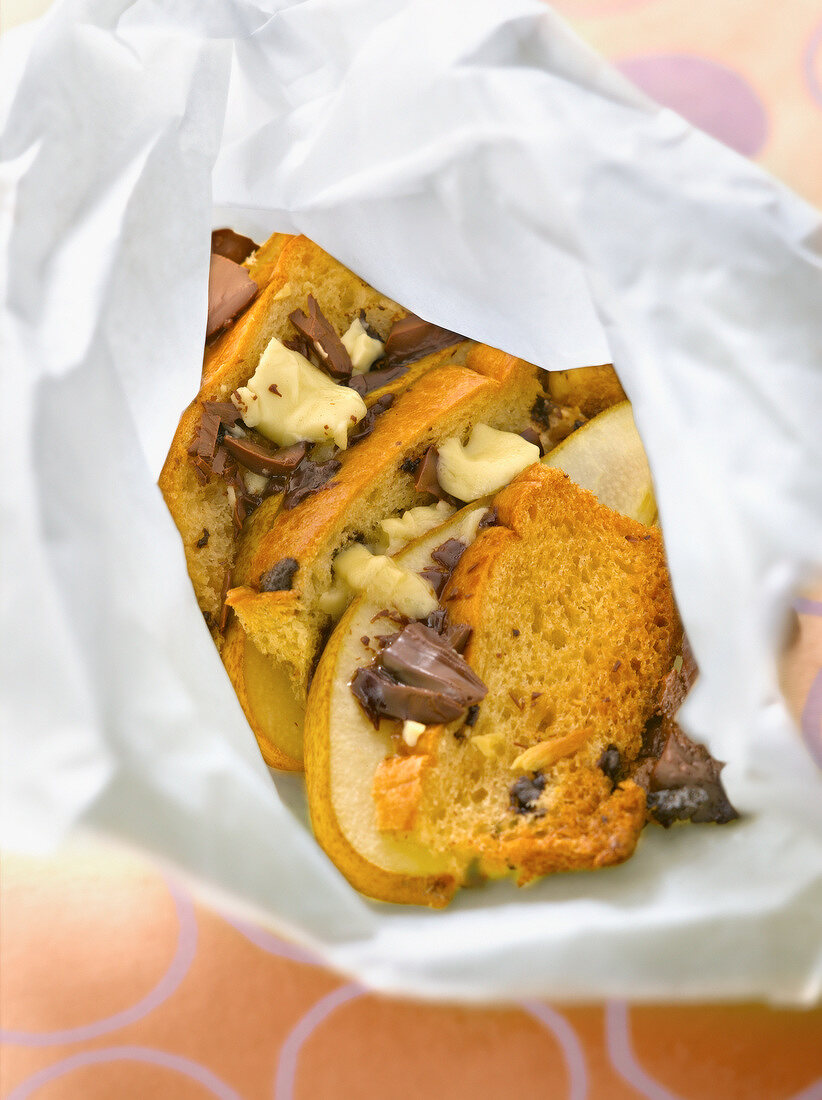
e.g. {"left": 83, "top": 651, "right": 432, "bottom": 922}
{"left": 227, "top": 346, "right": 543, "bottom": 769}
{"left": 544, "top": 364, "right": 626, "bottom": 419}
{"left": 375, "top": 465, "right": 680, "bottom": 884}
{"left": 159, "top": 234, "right": 470, "bottom": 630}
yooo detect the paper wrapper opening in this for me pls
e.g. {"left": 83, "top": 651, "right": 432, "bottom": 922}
{"left": 2, "top": 0, "right": 821, "bottom": 1003}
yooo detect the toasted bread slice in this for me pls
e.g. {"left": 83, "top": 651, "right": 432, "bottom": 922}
{"left": 227, "top": 347, "right": 543, "bottom": 768}
{"left": 159, "top": 234, "right": 470, "bottom": 630}
{"left": 372, "top": 465, "right": 680, "bottom": 884}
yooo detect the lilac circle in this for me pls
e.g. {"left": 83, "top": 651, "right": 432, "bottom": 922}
{"left": 617, "top": 53, "right": 768, "bottom": 157}
{"left": 0, "top": 878, "right": 197, "bottom": 1046}
{"left": 4, "top": 1046, "right": 241, "bottom": 1100}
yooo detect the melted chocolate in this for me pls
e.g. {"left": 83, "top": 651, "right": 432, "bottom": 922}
{"left": 259, "top": 558, "right": 299, "bottom": 592}
{"left": 283, "top": 457, "right": 341, "bottom": 510}
{"left": 347, "top": 364, "right": 408, "bottom": 396}
{"left": 383, "top": 312, "right": 464, "bottom": 366}
{"left": 348, "top": 394, "right": 394, "bottom": 445}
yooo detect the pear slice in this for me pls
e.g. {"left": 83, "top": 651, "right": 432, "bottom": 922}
{"left": 543, "top": 400, "right": 657, "bottom": 525}
{"left": 303, "top": 506, "right": 488, "bottom": 907}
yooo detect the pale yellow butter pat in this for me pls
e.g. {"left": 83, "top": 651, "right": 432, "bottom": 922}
{"left": 378, "top": 501, "right": 455, "bottom": 555}
{"left": 341, "top": 317, "right": 385, "bottom": 375}
{"left": 437, "top": 424, "right": 540, "bottom": 501}
{"left": 231, "top": 336, "right": 366, "bottom": 450}
{"left": 333, "top": 543, "right": 438, "bottom": 619}
{"left": 401, "top": 720, "right": 427, "bottom": 748}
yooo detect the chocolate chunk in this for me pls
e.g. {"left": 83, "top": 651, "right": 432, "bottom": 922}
{"left": 207, "top": 254, "right": 258, "bottom": 338}
{"left": 647, "top": 787, "right": 711, "bottom": 828}
{"left": 347, "top": 364, "right": 408, "bottom": 396}
{"left": 351, "top": 665, "right": 468, "bottom": 727}
{"left": 649, "top": 724, "right": 739, "bottom": 825}
{"left": 597, "top": 745, "right": 622, "bottom": 786}
{"left": 510, "top": 772, "right": 546, "bottom": 815}
{"left": 259, "top": 558, "right": 299, "bottom": 592}
{"left": 379, "top": 622, "right": 485, "bottom": 703}
{"left": 283, "top": 457, "right": 341, "bottom": 510}
{"left": 283, "top": 332, "right": 315, "bottom": 362}
{"left": 191, "top": 400, "right": 242, "bottom": 460}
{"left": 431, "top": 538, "right": 466, "bottom": 574}
{"left": 465, "top": 704, "right": 480, "bottom": 727}
{"left": 351, "top": 621, "right": 486, "bottom": 726}
{"left": 419, "top": 565, "right": 448, "bottom": 596}
{"left": 222, "top": 436, "right": 307, "bottom": 476}
{"left": 424, "top": 607, "right": 448, "bottom": 634}
{"left": 401, "top": 456, "right": 421, "bottom": 475}
{"left": 477, "top": 507, "right": 498, "bottom": 530}
{"left": 348, "top": 394, "right": 394, "bottom": 445}
{"left": 441, "top": 621, "right": 471, "bottom": 653}
{"left": 414, "top": 446, "right": 448, "bottom": 500}
{"left": 658, "top": 641, "right": 698, "bottom": 724}
{"left": 196, "top": 528, "right": 210, "bottom": 548}
{"left": 383, "top": 312, "right": 464, "bottom": 367}
{"left": 289, "top": 295, "right": 352, "bottom": 380}
{"left": 211, "top": 227, "right": 259, "bottom": 265}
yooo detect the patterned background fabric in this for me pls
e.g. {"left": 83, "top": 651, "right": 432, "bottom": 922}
{"left": 2, "top": 0, "right": 822, "bottom": 1096}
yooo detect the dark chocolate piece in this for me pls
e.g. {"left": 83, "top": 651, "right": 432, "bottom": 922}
{"left": 207, "top": 254, "right": 258, "bottom": 338}
{"left": 431, "top": 538, "right": 466, "bottom": 574}
{"left": 351, "top": 666, "right": 468, "bottom": 727}
{"left": 350, "top": 621, "right": 486, "bottom": 726}
{"left": 259, "top": 558, "right": 299, "bottom": 592}
{"left": 348, "top": 394, "right": 394, "bottom": 445}
{"left": 222, "top": 437, "right": 307, "bottom": 477}
{"left": 380, "top": 623, "right": 485, "bottom": 701}
{"left": 191, "top": 400, "right": 242, "bottom": 460}
{"left": 419, "top": 565, "right": 448, "bottom": 596}
{"left": 509, "top": 772, "right": 546, "bottom": 815}
{"left": 597, "top": 745, "right": 622, "bottom": 787}
{"left": 383, "top": 312, "right": 464, "bottom": 367}
{"left": 530, "top": 395, "right": 553, "bottom": 431}
{"left": 477, "top": 507, "right": 498, "bottom": 530}
{"left": 347, "top": 364, "right": 408, "bottom": 396}
{"left": 648, "top": 725, "right": 739, "bottom": 825}
{"left": 283, "top": 458, "right": 341, "bottom": 510}
{"left": 289, "top": 295, "right": 352, "bottom": 380}
{"left": 441, "top": 621, "right": 471, "bottom": 653}
{"left": 424, "top": 607, "right": 448, "bottom": 634}
{"left": 401, "top": 456, "right": 421, "bottom": 475}
{"left": 283, "top": 332, "right": 315, "bottom": 362}
{"left": 211, "top": 227, "right": 259, "bottom": 265}
{"left": 196, "top": 528, "right": 210, "bottom": 548}
{"left": 465, "top": 704, "right": 480, "bottom": 727}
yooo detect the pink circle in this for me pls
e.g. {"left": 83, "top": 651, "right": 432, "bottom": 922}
{"left": 0, "top": 878, "right": 197, "bottom": 1046}
{"left": 4, "top": 1046, "right": 241, "bottom": 1100}
{"left": 616, "top": 53, "right": 768, "bottom": 157}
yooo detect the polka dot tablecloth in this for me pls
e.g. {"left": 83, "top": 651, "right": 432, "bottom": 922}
{"left": 3, "top": 1, "right": 822, "bottom": 1097}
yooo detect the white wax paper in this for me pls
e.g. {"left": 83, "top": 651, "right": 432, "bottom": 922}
{"left": 2, "top": 0, "right": 821, "bottom": 1004}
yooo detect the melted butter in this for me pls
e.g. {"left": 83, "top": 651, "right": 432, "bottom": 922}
{"left": 341, "top": 317, "right": 385, "bottom": 375}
